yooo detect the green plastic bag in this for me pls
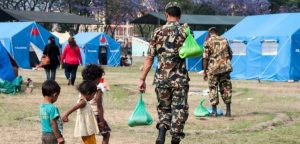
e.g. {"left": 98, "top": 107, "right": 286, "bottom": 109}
{"left": 193, "top": 98, "right": 210, "bottom": 117}
{"left": 179, "top": 27, "right": 203, "bottom": 58}
{"left": 0, "top": 76, "right": 23, "bottom": 95}
{"left": 128, "top": 93, "right": 153, "bottom": 127}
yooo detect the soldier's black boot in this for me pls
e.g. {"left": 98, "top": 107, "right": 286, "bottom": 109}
{"left": 225, "top": 103, "right": 231, "bottom": 117}
{"left": 171, "top": 137, "right": 180, "bottom": 144}
{"left": 210, "top": 105, "right": 217, "bottom": 117}
{"left": 156, "top": 127, "right": 167, "bottom": 144}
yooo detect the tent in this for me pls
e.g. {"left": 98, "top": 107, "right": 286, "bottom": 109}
{"left": 132, "top": 37, "right": 149, "bottom": 56}
{"left": 63, "top": 32, "right": 121, "bottom": 66}
{"left": 0, "top": 22, "right": 59, "bottom": 68}
{"left": 51, "top": 31, "right": 70, "bottom": 44}
{"left": 223, "top": 13, "right": 300, "bottom": 81}
{"left": 0, "top": 42, "right": 18, "bottom": 82}
{"left": 152, "top": 31, "right": 208, "bottom": 72}
{"left": 186, "top": 31, "right": 208, "bottom": 71}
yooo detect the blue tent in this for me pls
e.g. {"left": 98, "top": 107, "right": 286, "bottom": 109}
{"left": 0, "top": 22, "right": 59, "bottom": 68}
{"left": 0, "top": 43, "right": 18, "bottom": 82}
{"left": 152, "top": 31, "right": 208, "bottom": 72}
{"left": 223, "top": 13, "right": 300, "bottom": 81}
{"left": 63, "top": 32, "right": 121, "bottom": 66}
{"left": 186, "top": 31, "right": 208, "bottom": 71}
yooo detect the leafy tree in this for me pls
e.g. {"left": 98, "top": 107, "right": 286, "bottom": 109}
{"left": 269, "top": 0, "right": 300, "bottom": 13}
{"left": 193, "top": 0, "right": 271, "bottom": 16}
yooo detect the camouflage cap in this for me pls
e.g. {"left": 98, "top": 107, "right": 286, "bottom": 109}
{"left": 165, "top": 2, "right": 180, "bottom": 11}
{"left": 208, "top": 27, "right": 217, "bottom": 33}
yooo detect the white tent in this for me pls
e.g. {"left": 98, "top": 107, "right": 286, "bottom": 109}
{"left": 51, "top": 31, "right": 70, "bottom": 44}
{"left": 132, "top": 37, "right": 149, "bottom": 56}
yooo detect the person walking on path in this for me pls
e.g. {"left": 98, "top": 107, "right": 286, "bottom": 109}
{"left": 62, "top": 81, "right": 99, "bottom": 144}
{"left": 43, "top": 36, "right": 60, "bottom": 81}
{"left": 139, "top": 2, "right": 189, "bottom": 144}
{"left": 61, "top": 37, "right": 82, "bottom": 86}
{"left": 203, "top": 27, "right": 233, "bottom": 117}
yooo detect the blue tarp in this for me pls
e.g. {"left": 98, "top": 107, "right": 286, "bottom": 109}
{"left": 0, "top": 22, "right": 59, "bottom": 68}
{"left": 63, "top": 32, "right": 121, "bottom": 66}
{"left": 152, "top": 31, "right": 208, "bottom": 72}
{"left": 223, "top": 13, "right": 300, "bottom": 81}
{"left": 0, "top": 43, "right": 16, "bottom": 82}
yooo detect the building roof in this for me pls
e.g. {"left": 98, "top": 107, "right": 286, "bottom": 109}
{"left": 131, "top": 12, "right": 244, "bottom": 25}
{"left": 0, "top": 9, "right": 100, "bottom": 25}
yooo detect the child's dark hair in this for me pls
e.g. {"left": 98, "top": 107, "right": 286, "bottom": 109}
{"left": 166, "top": 6, "right": 181, "bottom": 18}
{"left": 78, "top": 81, "right": 97, "bottom": 96}
{"left": 42, "top": 80, "right": 60, "bottom": 96}
{"left": 82, "top": 64, "right": 104, "bottom": 81}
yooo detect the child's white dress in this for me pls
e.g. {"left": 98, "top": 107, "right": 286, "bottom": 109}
{"left": 74, "top": 96, "right": 99, "bottom": 137}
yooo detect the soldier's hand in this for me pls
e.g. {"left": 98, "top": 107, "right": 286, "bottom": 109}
{"left": 139, "top": 79, "right": 146, "bottom": 93}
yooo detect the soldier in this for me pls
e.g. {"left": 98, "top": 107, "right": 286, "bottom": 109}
{"left": 203, "top": 27, "right": 233, "bottom": 117}
{"left": 139, "top": 2, "right": 189, "bottom": 144}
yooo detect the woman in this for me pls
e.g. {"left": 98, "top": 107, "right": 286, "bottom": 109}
{"left": 43, "top": 36, "right": 60, "bottom": 81}
{"left": 61, "top": 37, "right": 82, "bottom": 86}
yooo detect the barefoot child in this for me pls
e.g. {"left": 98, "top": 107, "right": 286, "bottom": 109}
{"left": 82, "top": 64, "right": 111, "bottom": 144}
{"left": 39, "top": 80, "right": 64, "bottom": 144}
{"left": 62, "top": 81, "right": 99, "bottom": 144}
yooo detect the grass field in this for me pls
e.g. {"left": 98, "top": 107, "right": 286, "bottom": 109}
{"left": 1, "top": 57, "right": 300, "bottom": 144}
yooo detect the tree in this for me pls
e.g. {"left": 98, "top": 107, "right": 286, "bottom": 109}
{"left": 0, "top": 0, "right": 60, "bottom": 11}
{"left": 127, "top": 0, "right": 163, "bottom": 39}
{"left": 193, "top": 0, "right": 271, "bottom": 16}
{"left": 269, "top": 0, "right": 300, "bottom": 13}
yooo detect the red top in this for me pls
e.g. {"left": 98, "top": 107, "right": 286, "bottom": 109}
{"left": 61, "top": 44, "right": 82, "bottom": 65}
{"left": 99, "top": 78, "right": 105, "bottom": 83}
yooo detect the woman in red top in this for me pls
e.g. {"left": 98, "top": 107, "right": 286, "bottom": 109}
{"left": 61, "top": 37, "right": 82, "bottom": 86}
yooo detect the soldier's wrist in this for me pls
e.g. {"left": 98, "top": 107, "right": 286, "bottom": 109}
{"left": 140, "top": 78, "right": 145, "bottom": 81}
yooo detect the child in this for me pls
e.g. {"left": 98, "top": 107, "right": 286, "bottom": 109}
{"left": 98, "top": 72, "right": 110, "bottom": 92}
{"left": 81, "top": 64, "right": 111, "bottom": 144}
{"left": 39, "top": 80, "right": 64, "bottom": 144}
{"left": 25, "top": 78, "right": 34, "bottom": 93}
{"left": 62, "top": 81, "right": 99, "bottom": 144}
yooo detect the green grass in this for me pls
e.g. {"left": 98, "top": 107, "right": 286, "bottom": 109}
{"left": 1, "top": 57, "right": 300, "bottom": 144}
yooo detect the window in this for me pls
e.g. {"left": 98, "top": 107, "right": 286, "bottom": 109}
{"left": 230, "top": 40, "right": 247, "bottom": 55}
{"left": 261, "top": 40, "right": 278, "bottom": 55}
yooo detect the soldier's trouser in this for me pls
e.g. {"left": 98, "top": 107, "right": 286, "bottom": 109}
{"left": 155, "top": 86, "right": 189, "bottom": 139}
{"left": 208, "top": 72, "right": 232, "bottom": 106}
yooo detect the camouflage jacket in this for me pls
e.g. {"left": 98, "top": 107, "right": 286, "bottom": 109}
{"left": 148, "top": 21, "right": 189, "bottom": 88}
{"left": 203, "top": 35, "right": 232, "bottom": 75}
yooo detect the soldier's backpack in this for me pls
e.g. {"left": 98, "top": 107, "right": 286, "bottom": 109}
{"left": 128, "top": 93, "right": 153, "bottom": 127}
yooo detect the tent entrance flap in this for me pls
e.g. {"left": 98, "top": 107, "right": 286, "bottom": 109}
{"left": 30, "top": 42, "right": 43, "bottom": 67}
{"left": 99, "top": 45, "right": 108, "bottom": 65}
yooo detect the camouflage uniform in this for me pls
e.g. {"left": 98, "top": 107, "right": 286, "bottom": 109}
{"left": 148, "top": 21, "right": 189, "bottom": 139}
{"left": 203, "top": 35, "right": 232, "bottom": 106}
